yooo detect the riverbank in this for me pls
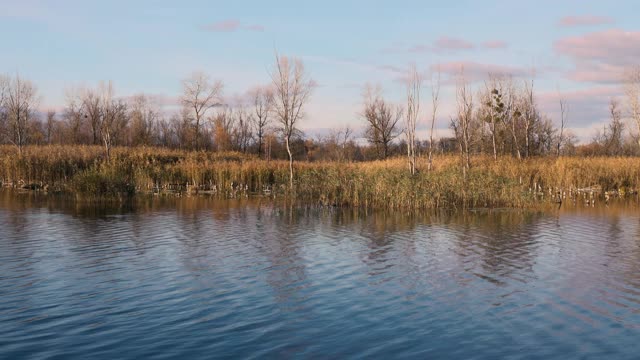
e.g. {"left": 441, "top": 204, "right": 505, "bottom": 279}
{"left": 1, "top": 145, "right": 638, "bottom": 209}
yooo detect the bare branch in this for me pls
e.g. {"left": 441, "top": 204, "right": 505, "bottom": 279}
{"left": 182, "top": 72, "right": 224, "bottom": 149}
{"left": 404, "top": 63, "right": 421, "bottom": 174}
{"left": 428, "top": 66, "right": 441, "bottom": 171}
{"left": 269, "top": 53, "right": 315, "bottom": 188}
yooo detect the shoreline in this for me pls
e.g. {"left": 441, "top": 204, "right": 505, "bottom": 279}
{"left": 1, "top": 145, "right": 639, "bottom": 210}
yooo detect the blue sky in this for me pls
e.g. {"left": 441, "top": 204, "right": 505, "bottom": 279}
{"left": 2, "top": 0, "right": 639, "bottom": 140}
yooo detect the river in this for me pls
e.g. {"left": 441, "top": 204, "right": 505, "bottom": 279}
{"left": 1, "top": 192, "right": 639, "bottom": 359}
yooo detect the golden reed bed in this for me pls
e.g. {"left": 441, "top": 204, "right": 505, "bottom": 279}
{"left": 0, "top": 145, "right": 638, "bottom": 209}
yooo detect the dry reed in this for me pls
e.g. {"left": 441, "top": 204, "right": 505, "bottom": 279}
{"left": 1, "top": 145, "right": 638, "bottom": 209}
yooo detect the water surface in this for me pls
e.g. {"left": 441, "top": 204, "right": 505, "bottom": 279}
{"left": 1, "top": 192, "right": 639, "bottom": 359}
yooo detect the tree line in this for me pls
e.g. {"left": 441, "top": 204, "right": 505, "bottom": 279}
{"left": 2, "top": 59, "right": 640, "bottom": 171}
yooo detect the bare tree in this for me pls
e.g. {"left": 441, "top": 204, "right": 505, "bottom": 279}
{"left": 504, "top": 77, "right": 522, "bottom": 160}
{"left": 3, "top": 74, "right": 38, "bottom": 155}
{"left": 600, "top": 98, "right": 625, "bottom": 156}
{"left": 325, "top": 125, "right": 354, "bottom": 161}
{"left": 624, "top": 66, "right": 640, "bottom": 149}
{"left": 233, "top": 105, "right": 253, "bottom": 153}
{"left": 537, "top": 116, "right": 557, "bottom": 155}
{"left": 249, "top": 86, "right": 274, "bottom": 158}
{"left": 480, "top": 74, "right": 506, "bottom": 161}
{"left": 270, "top": 54, "right": 314, "bottom": 189}
{"left": 99, "top": 82, "right": 128, "bottom": 160}
{"left": 46, "top": 110, "right": 56, "bottom": 144}
{"left": 182, "top": 72, "right": 223, "bottom": 150}
{"left": 157, "top": 116, "right": 177, "bottom": 148}
{"left": 64, "top": 89, "right": 86, "bottom": 144}
{"left": 129, "top": 94, "right": 159, "bottom": 146}
{"left": 338, "top": 125, "right": 354, "bottom": 161}
{"left": 212, "top": 106, "right": 235, "bottom": 152}
{"left": 428, "top": 68, "right": 440, "bottom": 171}
{"left": 0, "top": 75, "right": 7, "bottom": 103}
{"left": 362, "top": 84, "right": 402, "bottom": 159}
{"left": 450, "top": 71, "right": 474, "bottom": 173}
{"left": 404, "top": 64, "right": 421, "bottom": 175}
{"left": 80, "top": 88, "right": 103, "bottom": 145}
{"left": 174, "top": 107, "right": 193, "bottom": 150}
{"left": 557, "top": 91, "right": 568, "bottom": 157}
{"left": 264, "top": 130, "right": 276, "bottom": 161}
{"left": 476, "top": 74, "right": 520, "bottom": 159}
{"left": 520, "top": 73, "right": 540, "bottom": 158}
{"left": 0, "top": 75, "right": 8, "bottom": 140}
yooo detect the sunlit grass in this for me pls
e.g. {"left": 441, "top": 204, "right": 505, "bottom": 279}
{"left": 1, "top": 145, "right": 639, "bottom": 209}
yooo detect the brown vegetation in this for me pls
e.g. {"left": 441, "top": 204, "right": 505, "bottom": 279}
{"left": 1, "top": 145, "right": 639, "bottom": 210}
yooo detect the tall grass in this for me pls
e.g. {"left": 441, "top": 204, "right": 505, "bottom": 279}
{"left": 0, "top": 145, "right": 638, "bottom": 209}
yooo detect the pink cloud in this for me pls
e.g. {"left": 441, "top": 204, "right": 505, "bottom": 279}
{"left": 558, "top": 15, "right": 614, "bottom": 27}
{"left": 482, "top": 40, "right": 508, "bottom": 49}
{"left": 554, "top": 29, "right": 640, "bottom": 83}
{"left": 408, "top": 36, "right": 475, "bottom": 53}
{"left": 432, "top": 61, "right": 531, "bottom": 83}
{"left": 554, "top": 29, "right": 640, "bottom": 64}
{"left": 565, "top": 62, "right": 626, "bottom": 84}
{"left": 406, "top": 37, "right": 508, "bottom": 53}
{"left": 434, "top": 36, "right": 475, "bottom": 51}
{"left": 201, "top": 19, "right": 240, "bottom": 32}
{"left": 537, "top": 86, "right": 621, "bottom": 106}
{"left": 200, "top": 19, "right": 265, "bottom": 32}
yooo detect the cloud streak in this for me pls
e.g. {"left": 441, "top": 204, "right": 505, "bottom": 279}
{"left": 409, "top": 36, "right": 474, "bottom": 53}
{"left": 482, "top": 40, "right": 508, "bottom": 49}
{"left": 199, "top": 19, "right": 265, "bottom": 32}
{"left": 407, "top": 36, "right": 508, "bottom": 53}
{"left": 434, "top": 36, "right": 475, "bottom": 51}
{"left": 558, "top": 15, "right": 614, "bottom": 27}
{"left": 554, "top": 29, "right": 640, "bottom": 83}
{"left": 432, "top": 61, "right": 532, "bottom": 84}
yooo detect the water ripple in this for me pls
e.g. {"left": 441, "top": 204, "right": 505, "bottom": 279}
{"left": 0, "top": 199, "right": 639, "bottom": 359}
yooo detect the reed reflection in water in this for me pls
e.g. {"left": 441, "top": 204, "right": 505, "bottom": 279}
{"left": 1, "top": 192, "right": 639, "bottom": 359}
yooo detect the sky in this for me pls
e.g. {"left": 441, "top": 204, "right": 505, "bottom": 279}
{"left": 1, "top": 0, "right": 639, "bottom": 141}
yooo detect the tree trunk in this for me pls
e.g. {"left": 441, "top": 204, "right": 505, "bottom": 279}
{"left": 285, "top": 135, "right": 293, "bottom": 189}
{"left": 257, "top": 130, "right": 263, "bottom": 158}
{"left": 407, "top": 140, "right": 416, "bottom": 175}
{"left": 194, "top": 113, "right": 200, "bottom": 150}
{"left": 491, "top": 120, "right": 497, "bottom": 161}
{"left": 465, "top": 140, "right": 471, "bottom": 170}
{"left": 407, "top": 142, "right": 411, "bottom": 173}
{"left": 412, "top": 153, "right": 416, "bottom": 175}
{"left": 511, "top": 121, "right": 521, "bottom": 160}
{"left": 636, "top": 121, "right": 640, "bottom": 150}
{"left": 103, "top": 133, "right": 111, "bottom": 161}
{"left": 525, "top": 122, "right": 530, "bottom": 158}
